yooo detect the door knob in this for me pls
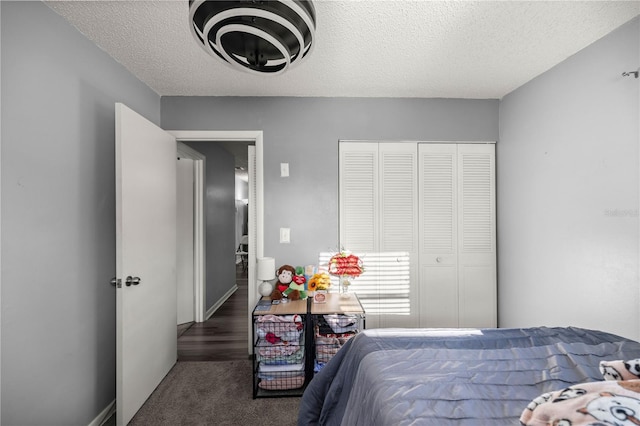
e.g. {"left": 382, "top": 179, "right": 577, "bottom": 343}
{"left": 436, "top": 257, "right": 442, "bottom": 263}
{"left": 125, "top": 276, "right": 141, "bottom": 286}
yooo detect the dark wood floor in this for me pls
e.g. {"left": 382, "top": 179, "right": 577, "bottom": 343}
{"left": 177, "top": 264, "right": 250, "bottom": 362}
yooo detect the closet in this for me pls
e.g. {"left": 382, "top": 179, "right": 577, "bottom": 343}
{"left": 339, "top": 141, "right": 496, "bottom": 329}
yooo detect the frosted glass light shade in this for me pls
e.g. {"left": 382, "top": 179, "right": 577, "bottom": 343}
{"left": 257, "top": 257, "right": 276, "bottom": 281}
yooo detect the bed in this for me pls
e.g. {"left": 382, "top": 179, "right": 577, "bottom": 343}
{"left": 297, "top": 326, "right": 640, "bottom": 425}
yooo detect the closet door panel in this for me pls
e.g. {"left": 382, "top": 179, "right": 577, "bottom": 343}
{"left": 339, "top": 143, "right": 380, "bottom": 328}
{"left": 339, "top": 143, "right": 378, "bottom": 253}
{"left": 422, "top": 264, "right": 458, "bottom": 327}
{"left": 419, "top": 144, "right": 457, "bottom": 257}
{"left": 379, "top": 144, "right": 417, "bottom": 252}
{"left": 458, "top": 144, "right": 495, "bottom": 256}
{"left": 459, "top": 264, "right": 496, "bottom": 328}
{"left": 418, "top": 143, "right": 458, "bottom": 327}
{"left": 457, "top": 144, "right": 496, "bottom": 327}
{"left": 379, "top": 143, "right": 419, "bottom": 327}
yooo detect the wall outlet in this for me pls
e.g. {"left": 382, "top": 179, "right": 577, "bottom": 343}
{"left": 280, "top": 227, "right": 290, "bottom": 243}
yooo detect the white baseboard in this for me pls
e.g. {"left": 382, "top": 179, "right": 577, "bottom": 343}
{"left": 90, "top": 287, "right": 238, "bottom": 426}
{"left": 87, "top": 288, "right": 237, "bottom": 426}
{"left": 89, "top": 400, "right": 116, "bottom": 426}
{"left": 205, "top": 284, "right": 238, "bottom": 320}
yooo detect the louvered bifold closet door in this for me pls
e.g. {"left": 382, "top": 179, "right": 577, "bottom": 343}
{"left": 339, "top": 142, "right": 418, "bottom": 329}
{"left": 339, "top": 143, "right": 380, "bottom": 327}
{"left": 418, "top": 143, "right": 496, "bottom": 328}
{"left": 418, "top": 144, "right": 459, "bottom": 327}
{"left": 378, "top": 143, "right": 418, "bottom": 328}
{"left": 457, "top": 144, "right": 496, "bottom": 328}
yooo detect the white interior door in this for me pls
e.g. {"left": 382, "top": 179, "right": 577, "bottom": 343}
{"left": 115, "top": 103, "right": 177, "bottom": 425}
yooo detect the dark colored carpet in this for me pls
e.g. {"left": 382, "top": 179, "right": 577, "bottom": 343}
{"left": 128, "top": 361, "right": 301, "bottom": 426}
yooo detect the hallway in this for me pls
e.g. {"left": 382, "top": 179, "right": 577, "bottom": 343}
{"left": 177, "top": 264, "right": 249, "bottom": 361}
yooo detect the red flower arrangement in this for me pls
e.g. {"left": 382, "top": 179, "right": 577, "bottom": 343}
{"left": 328, "top": 251, "right": 363, "bottom": 297}
{"left": 328, "top": 251, "right": 363, "bottom": 278}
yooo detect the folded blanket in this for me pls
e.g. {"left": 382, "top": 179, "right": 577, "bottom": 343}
{"left": 256, "top": 329, "right": 302, "bottom": 343}
{"left": 257, "top": 339, "right": 303, "bottom": 357}
{"left": 258, "top": 363, "right": 305, "bottom": 383}
{"left": 255, "top": 314, "right": 303, "bottom": 338}
{"left": 256, "top": 314, "right": 303, "bottom": 324}
{"left": 259, "top": 362, "right": 304, "bottom": 373}
{"left": 520, "top": 379, "right": 640, "bottom": 425}
{"left": 257, "top": 346, "right": 304, "bottom": 365}
{"left": 258, "top": 374, "right": 305, "bottom": 390}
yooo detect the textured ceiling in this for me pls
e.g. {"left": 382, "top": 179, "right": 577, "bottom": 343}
{"left": 46, "top": 1, "right": 640, "bottom": 99}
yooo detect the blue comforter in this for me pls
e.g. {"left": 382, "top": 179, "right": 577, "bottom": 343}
{"left": 297, "top": 327, "right": 640, "bottom": 425}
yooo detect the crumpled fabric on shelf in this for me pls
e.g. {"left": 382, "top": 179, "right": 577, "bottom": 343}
{"left": 323, "top": 314, "right": 358, "bottom": 334}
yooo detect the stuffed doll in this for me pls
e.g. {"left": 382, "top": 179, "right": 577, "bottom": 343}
{"left": 270, "top": 264, "right": 295, "bottom": 300}
{"left": 284, "top": 266, "right": 308, "bottom": 300}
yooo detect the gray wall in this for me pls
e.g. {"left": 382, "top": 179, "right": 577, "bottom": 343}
{"left": 498, "top": 17, "right": 639, "bottom": 340}
{"left": 162, "top": 97, "right": 500, "bottom": 267}
{"left": 183, "top": 142, "right": 237, "bottom": 309}
{"left": 4, "top": 1, "right": 635, "bottom": 423}
{"left": 1, "top": 2, "right": 161, "bottom": 424}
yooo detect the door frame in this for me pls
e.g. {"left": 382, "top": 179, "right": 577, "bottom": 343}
{"left": 168, "top": 131, "right": 264, "bottom": 341}
{"left": 176, "top": 142, "right": 206, "bottom": 322}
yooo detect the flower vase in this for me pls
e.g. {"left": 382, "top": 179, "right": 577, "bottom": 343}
{"left": 339, "top": 276, "right": 351, "bottom": 298}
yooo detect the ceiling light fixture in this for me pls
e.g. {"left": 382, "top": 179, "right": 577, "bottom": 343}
{"left": 189, "top": 0, "right": 316, "bottom": 76}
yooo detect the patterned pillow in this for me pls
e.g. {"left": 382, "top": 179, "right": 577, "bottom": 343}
{"left": 599, "top": 358, "right": 640, "bottom": 381}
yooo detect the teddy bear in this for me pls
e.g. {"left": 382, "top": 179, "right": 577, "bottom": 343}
{"left": 269, "top": 264, "right": 295, "bottom": 300}
{"left": 283, "top": 266, "right": 308, "bottom": 300}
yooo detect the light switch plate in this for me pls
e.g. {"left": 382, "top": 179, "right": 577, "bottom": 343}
{"left": 280, "top": 163, "right": 289, "bottom": 177}
{"left": 280, "top": 227, "right": 290, "bottom": 243}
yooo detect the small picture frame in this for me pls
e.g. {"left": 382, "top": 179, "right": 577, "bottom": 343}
{"left": 313, "top": 290, "right": 327, "bottom": 304}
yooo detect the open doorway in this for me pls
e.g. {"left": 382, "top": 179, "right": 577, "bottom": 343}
{"left": 176, "top": 143, "right": 206, "bottom": 325}
{"left": 170, "top": 131, "right": 264, "bottom": 358}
